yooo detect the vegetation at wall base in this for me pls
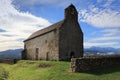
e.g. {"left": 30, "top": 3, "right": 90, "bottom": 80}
{"left": 0, "top": 60, "right": 120, "bottom": 80}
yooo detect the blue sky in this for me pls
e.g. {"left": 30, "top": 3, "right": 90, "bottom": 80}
{"left": 0, "top": 0, "right": 120, "bottom": 51}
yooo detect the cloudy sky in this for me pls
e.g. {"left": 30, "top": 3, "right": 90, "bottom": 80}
{"left": 0, "top": 0, "right": 120, "bottom": 51}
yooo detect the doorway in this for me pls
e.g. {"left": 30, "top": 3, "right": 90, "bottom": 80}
{"left": 35, "top": 48, "right": 39, "bottom": 60}
{"left": 46, "top": 52, "right": 49, "bottom": 60}
{"left": 70, "top": 51, "right": 75, "bottom": 59}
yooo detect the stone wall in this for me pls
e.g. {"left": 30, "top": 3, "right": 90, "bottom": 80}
{"left": 0, "top": 59, "right": 19, "bottom": 64}
{"left": 24, "top": 29, "right": 59, "bottom": 60}
{"left": 71, "top": 55, "right": 120, "bottom": 72}
{"left": 59, "top": 19, "right": 83, "bottom": 61}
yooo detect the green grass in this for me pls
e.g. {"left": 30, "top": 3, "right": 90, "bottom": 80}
{"left": 0, "top": 60, "right": 120, "bottom": 80}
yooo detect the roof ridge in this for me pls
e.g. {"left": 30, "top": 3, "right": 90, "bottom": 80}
{"left": 24, "top": 20, "right": 64, "bottom": 42}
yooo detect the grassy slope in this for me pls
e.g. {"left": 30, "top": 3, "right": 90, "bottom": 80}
{"left": 0, "top": 60, "right": 120, "bottom": 80}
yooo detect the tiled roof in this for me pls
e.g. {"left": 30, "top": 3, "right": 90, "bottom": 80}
{"left": 24, "top": 20, "right": 64, "bottom": 41}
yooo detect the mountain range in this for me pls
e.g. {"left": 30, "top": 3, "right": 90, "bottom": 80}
{"left": 84, "top": 46, "right": 120, "bottom": 56}
{"left": 0, "top": 49, "right": 23, "bottom": 60}
{"left": 0, "top": 46, "right": 120, "bottom": 59}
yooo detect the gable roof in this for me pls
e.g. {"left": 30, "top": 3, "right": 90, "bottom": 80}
{"left": 24, "top": 20, "right": 64, "bottom": 42}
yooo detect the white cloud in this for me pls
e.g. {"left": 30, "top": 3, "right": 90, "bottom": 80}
{"left": 91, "top": 29, "right": 120, "bottom": 42}
{"left": 91, "top": 36, "right": 120, "bottom": 41}
{"left": 13, "top": 0, "right": 76, "bottom": 7}
{"left": 0, "top": 41, "right": 23, "bottom": 51}
{"left": 84, "top": 42, "right": 118, "bottom": 47}
{"left": 79, "top": 3, "right": 120, "bottom": 28}
{"left": 102, "top": 29, "right": 120, "bottom": 36}
{"left": 88, "top": 29, "right": 120, "bottom": 42}
{"left": 97, "top": 0, "right": 103, "bottom": 3}
{"left": 102, "top": 29, "right": 119, "bottom": 33}
{"left": 104, "top": 0, "right": 114, "bottom": 7}
{"left": 85, "top": 28, "right": 120, "bottom": 48}
{"left": 79, "top": 0, "right": 120, "bottom": 48}
{"left": 0, "top": 0, "right": 51, "bottom": 51}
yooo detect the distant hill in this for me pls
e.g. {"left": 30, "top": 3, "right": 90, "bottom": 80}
{"left": 84, "top": 46, "right": 120, "bottom": 56}
{"left": 0, "top": 49, "right": 23, "bottom": 60}
{"left": 0, "top": 46, "right": 120, "bottom": 59}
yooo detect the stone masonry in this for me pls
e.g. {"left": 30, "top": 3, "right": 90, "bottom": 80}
{"left": 23, "top": 4, "right": 83, "bottom": 61}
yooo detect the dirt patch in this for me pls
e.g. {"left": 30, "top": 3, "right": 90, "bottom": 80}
{"left": 26, "top": 62, "right": 36, "bottom": 64}
{"left": 38, "top": 63, "right": 52, "bottom": 68}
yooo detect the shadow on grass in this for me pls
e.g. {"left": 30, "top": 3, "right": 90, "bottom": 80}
{"left": 82, "top": 66, "right": 120, "bottom": 75}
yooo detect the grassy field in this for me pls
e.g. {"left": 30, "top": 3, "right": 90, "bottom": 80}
{"left": 0, "top": 60, "right": 120, "bottom": 80}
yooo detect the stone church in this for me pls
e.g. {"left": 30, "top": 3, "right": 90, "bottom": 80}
{"left": 23, "top": 4, "right": 83, "bottom": 61}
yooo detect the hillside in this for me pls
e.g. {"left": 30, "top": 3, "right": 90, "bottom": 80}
{"left": 0, "top": 46, "right": 120, "bottom": 60}
{"left": 0, "top": 60, "right": 120, "bottom": 80}
{"left": 84, "top": 46, "right": 120, "bottom": 56}
{"left": 0, "top": 49, "right": 23, "bottom": 60}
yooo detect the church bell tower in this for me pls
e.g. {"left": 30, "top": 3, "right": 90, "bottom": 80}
{"left": 64, "top": 4, "right": 78, "bottom": 21}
